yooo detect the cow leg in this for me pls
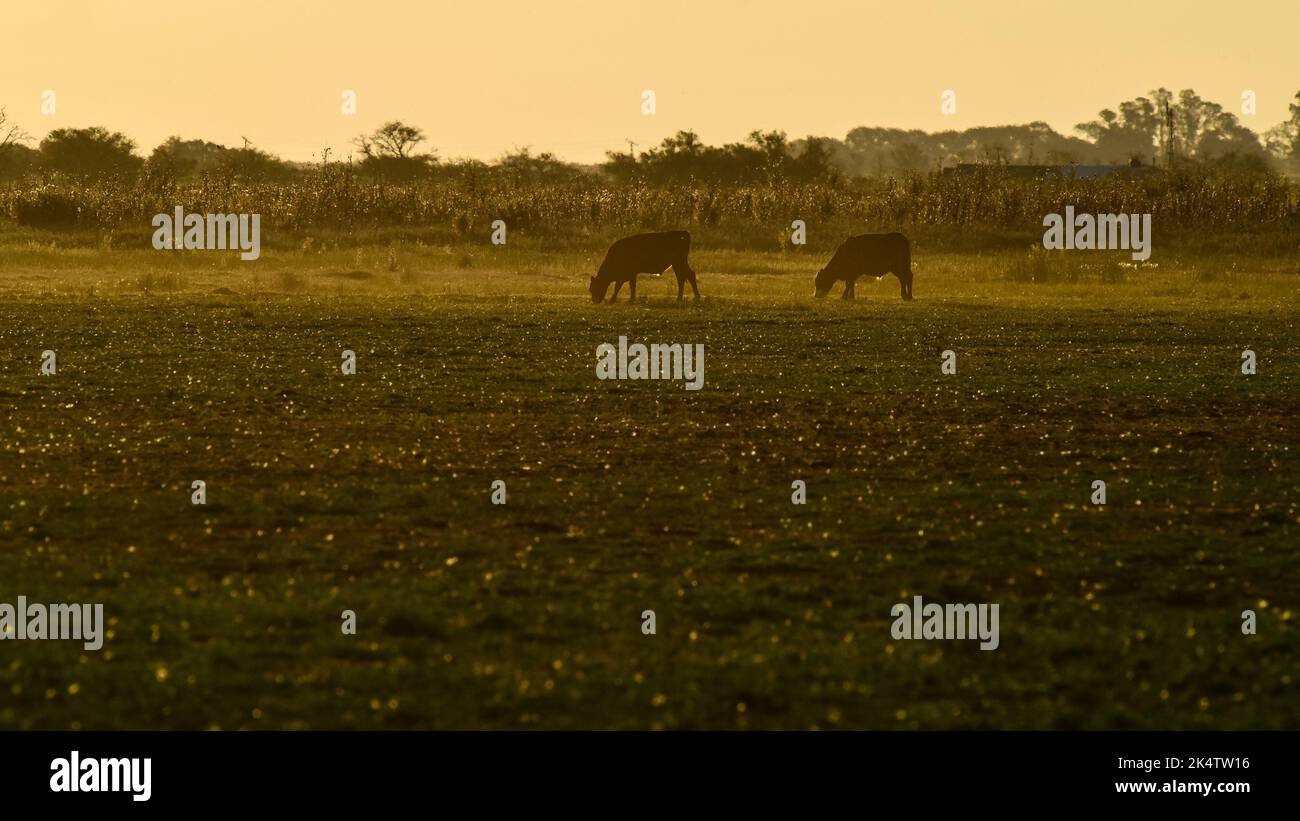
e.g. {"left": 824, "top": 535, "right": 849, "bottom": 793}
{"left": 842, "top": 279, "right": 856, "bottom": 299}
{"left": 611, "top": 281, "right": 624, "bottom": 302}
{"left": 629, "top": 275, "right": 637, "bottom": 303}
{"left": 674, "top": 262, "right": 700, "bottom": 301}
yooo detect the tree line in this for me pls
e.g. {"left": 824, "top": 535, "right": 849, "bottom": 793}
{"left": 2, "top": 88, "right": 1299, "bottom": 184}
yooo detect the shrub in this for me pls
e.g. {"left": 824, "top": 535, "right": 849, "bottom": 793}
{"left": 12, "top": 187, "right": 80, "bottom": 228}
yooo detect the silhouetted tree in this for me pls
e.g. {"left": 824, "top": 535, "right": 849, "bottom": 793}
{"left": 39, "top": 127, "right": 142, "bottom": 177}
{"left": 789, "top": 136, "right": 837, "bottom": 181}
{"left": 353, "top": 121, "right": 434, "bottom": 179}
{"left": 1265, "top": 91, "right": 1300, "bottom": 174}
{"left": 0, "top": 106, "right": 29, "bottom": 157}
{"left": 1076, "top": 88, "right": 1265, "bottom": 166}
{"left": 0, "top": 143, "right": 37, "bottom": 179}
{"left": 147, "top": 136, "right": 296, "bottom": 180}
{"left": 1075, "top": 95, "right": 1163, "bottom": 164}
{"left": 0, "top": 107, "right": 35, "bottom": 179}
{"left": 354, "top": 121, "right": 429, "bottom": 159}
{"left": 496, "top": 147, "right": 582, "bottom": 183}
{"left": 1172, "top": 90, "right": 1265, "bottom": 160}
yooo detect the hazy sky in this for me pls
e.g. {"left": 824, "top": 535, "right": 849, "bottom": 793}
{"left": 3, "top": 0, "right": 1296, "bottom": 163}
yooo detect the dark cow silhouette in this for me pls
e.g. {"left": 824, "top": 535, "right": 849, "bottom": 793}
{"left": 814, "top": 232, "right": 913, "bottom": 300}
{"left": 590, "top": 231, "right": 700, "bottom": 303}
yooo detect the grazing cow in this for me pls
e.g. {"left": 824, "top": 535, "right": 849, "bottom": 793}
{"left": 590, "top": 231, "right": 700, "bottom": 303}
{"left": 814, "top": 232, "right": 913, "bottom": 300}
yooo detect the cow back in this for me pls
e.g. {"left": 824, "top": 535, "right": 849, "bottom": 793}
{"left": 828, "top": 232, "right": 910, "bottom": 276}
{"left": 601, "top": 231, "right": 691, "bottom": 276}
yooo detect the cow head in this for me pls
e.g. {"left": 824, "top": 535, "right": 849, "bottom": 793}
{"left": 589, "top": 275, "right": 607, "bottom": 303}
{"left": 898, "top": 268, "right": 914, "bottom": 301}
{"left": 813, "top": 268, "right": 833, "bottom": 298}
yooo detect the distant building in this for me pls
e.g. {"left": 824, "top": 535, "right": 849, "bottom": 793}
{"left": 942, "top": 162, "right": 1159, "bottom": 180}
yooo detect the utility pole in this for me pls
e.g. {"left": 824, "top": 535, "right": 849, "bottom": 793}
{"left": 1164, "top": 102, "right": 1175, "bottom": 167}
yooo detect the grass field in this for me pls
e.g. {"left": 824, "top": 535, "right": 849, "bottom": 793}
{"left": 1, "top": 241, "right": 1297, "bottom": 729}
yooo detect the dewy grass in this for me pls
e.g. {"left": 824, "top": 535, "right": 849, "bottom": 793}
{"left": 0, "top": 242, "right": 1296, "bottom": 729}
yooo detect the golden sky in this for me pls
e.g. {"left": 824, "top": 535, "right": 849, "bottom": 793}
{"left": 3, "top": 0, "right": 1296, "bottom": 163}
